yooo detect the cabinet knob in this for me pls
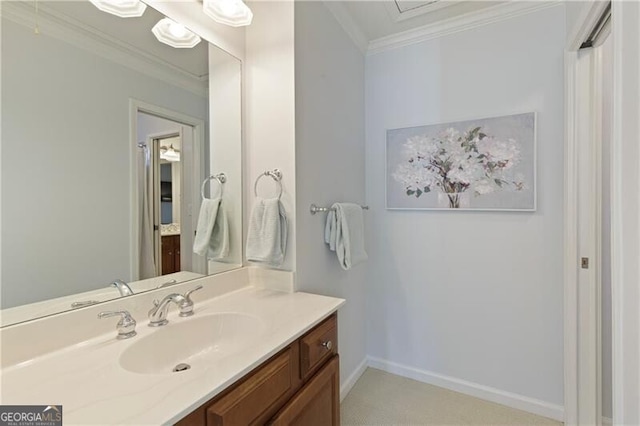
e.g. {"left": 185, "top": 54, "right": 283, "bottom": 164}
{"left": 321, "top": 340, "right": 333, "bottom": 351}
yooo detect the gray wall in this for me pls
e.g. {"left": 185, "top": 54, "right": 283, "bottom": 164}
{"left": 364, "top": 5, "right": 566, "bottom": 407}
{"left": 1, "top": 18, "right": 206, "bottom": 308}
{"left": 294, "top": 2, "right": 368, "bottom": 391}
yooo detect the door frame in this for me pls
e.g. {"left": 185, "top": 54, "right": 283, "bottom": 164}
{"left": 129, "top": 99, "right": 206, "bottom": 281}
{"left": 565, "top": 1, "right": 640, "bottom": 425}
{"left": 564, "top": 1, "right": 609, "bottom": 425}
{"left": 149, "top": 131, "right": 180, "bottom": 277}
{"left": 610, "top": 2, "right": 640, "bottom": 424}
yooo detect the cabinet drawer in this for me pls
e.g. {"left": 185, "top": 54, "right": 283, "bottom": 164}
{"left": 206, "top": 345, "right": 299, "bottom": 426}
{"left": 300, "top": 314, "right": 337, "bottom": 380}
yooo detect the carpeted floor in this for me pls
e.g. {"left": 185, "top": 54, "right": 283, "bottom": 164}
{"left": 340, "top": 368, "right": 563, "bottom": 426}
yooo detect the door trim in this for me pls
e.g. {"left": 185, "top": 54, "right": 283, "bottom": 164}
{"left": 611, "top": 2, "right": 640, "bottom": 424}
{"left": 564, "top": 2, "right": 610, "bottom": 424}
{"left": 129, "top": 99, "right": 205, "bottom": 280}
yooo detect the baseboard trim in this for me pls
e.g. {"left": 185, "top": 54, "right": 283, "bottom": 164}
{"left": 367, "top": 356, "right": 564, "bottom": 422}
{"left": 340, "top": 357, "right": 368, "bottom": 402}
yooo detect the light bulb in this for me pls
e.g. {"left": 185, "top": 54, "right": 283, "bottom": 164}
{"left": 152, "top": 18, "right": 201, "bottom": 49}
{"left": 203, "top": 0, "right": 253, "bottom": 27}
{"left": 218, "top": 0, "right": 240, "bottom": 16}
{"left": 168, "top": 22, "right": 187, "bottom": 38}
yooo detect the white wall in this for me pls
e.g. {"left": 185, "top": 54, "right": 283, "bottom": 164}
{"left": 294, "top": 2, "right": 367, "bottom": 393}
{"left": 1, "top": 18, "right": 206, "bottom": 308}
{"left": 208, "top": 45, "right": 243, "bottom": 271}
{"left": 365, "top": 5, "right": 566, "bottom": 411}
{"left": 137, "top": 112, "right": 182, "bottom": 144}
{"left": 244, "top": 1, "right": 296, "bottom": 271}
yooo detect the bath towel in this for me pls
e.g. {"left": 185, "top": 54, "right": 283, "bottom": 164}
{"left": 193, "top": 198, "right": 229, "bottom": 260}
{"left": 246, "top": 198, "right": 287, "bottom": 266}
{"left": 324, "top": 203, "right": 367, "bottom": 270}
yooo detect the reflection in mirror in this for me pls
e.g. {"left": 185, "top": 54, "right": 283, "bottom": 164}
{"left": 1, "top": 0, "right": 242, "bottom": 326}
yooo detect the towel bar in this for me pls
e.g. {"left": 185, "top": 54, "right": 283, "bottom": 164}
{"left": 310, "top": 203, "right": 369, "bottom": 215}
{"left": 201, "top": 173, "right": 226, "bottom": 200}
{"left": 254, "top": 169, "right": 283, "bottom": 198}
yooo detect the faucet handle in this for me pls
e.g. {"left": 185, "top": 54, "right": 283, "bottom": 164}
{"left": 98, "top": 310, "right": 137, "bottom": 339}
{"left": 179, "top": 285, "right": 203, "bottom": 317}
{"left": 184, "top": 285, "right": 203, "bottom": 301}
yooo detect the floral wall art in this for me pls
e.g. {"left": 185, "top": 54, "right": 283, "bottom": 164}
{"left": 386, "top": 112, "right": 536, "bottom": 211}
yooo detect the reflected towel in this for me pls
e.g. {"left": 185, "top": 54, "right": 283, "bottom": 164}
{"left": 324, "top": 203, "right": 367, "bottom": 270}
{"left": 193, "top": 198, "right": 229, "bottom": 260}
{"left": 246, "top": 198, "right": 287, "bottom": 266}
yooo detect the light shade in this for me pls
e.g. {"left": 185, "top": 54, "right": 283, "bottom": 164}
{"left": 88, "top": 0, "right": 147, "bottom": 18}
{"left": 152, "top": 18, "right": 201, "bottom": 49}
{"left": 203, "top": 0, "right": 253, "bottom": 27}
{"left": 160, "top": 146, "right": 180, "bottom": 162}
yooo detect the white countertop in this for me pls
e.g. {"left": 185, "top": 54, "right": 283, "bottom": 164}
{"left": 0, "top": 287, "right": 344, "bottom": 425}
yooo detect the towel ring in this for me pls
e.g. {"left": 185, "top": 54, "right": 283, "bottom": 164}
{"left": 201, "top": 173, "right": 226, "bottom": 200}
{"left": 254, "top": 169, "right": 283, "bottom": 199}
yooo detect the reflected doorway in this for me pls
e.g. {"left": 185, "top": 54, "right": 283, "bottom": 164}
{"left": 136, "top": 109, "right": 204, "bottom": 279}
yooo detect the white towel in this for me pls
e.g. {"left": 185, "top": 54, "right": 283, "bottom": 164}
{"left": 324, "top": 203, "right": 367, "bottom": 270}
{"left": 246, "top": 198, "right": 287, "bottom": 266}
{"left": 193, "top": 198, "right": 229, "bottom": 260}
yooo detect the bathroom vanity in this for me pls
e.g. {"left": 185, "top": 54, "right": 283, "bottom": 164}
{"left": 178, "top": 314, "right": 339, "bottom": 426}
{"left": 0, "top": 269, "right": 345, "bottom": 425}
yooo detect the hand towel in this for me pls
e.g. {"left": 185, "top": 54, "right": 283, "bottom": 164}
{"left": 193, "top": 198, "right": 229, "bottom": 260}
{"left": 324, "top": 203, "right": 367, "bottom": 270}
{"left": 246, "top": 198, "right": 287, "bottom": 266}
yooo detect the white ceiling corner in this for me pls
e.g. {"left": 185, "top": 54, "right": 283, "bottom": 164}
{"left": 367, "top": 0, "right": 563, "bottom": 55}
{"left": 323, "top": 1, "right": 369, "bottom": 54}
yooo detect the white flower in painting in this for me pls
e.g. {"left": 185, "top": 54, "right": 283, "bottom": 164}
{"left": 392, "top": 124, "right": 526, "bottom": 207}
{"left": 474, "top": 179, "right": 495, "bottom": 195}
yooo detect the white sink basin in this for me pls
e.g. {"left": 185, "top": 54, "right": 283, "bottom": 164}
{"left": 119, "top": 313, "right": 266, "bottom": 375}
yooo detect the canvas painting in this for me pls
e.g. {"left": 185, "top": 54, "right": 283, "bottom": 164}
{"left": 386, "top": 112, "right": 536, "bottom": 211}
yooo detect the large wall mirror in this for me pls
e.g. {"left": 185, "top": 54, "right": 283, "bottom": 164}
{"left": 1, "top": 0, "right": 243, "bottom": 326}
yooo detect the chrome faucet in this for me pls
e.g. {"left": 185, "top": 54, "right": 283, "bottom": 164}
{"left": 156, "top": 279, "right": 177, "bottom": 289}
{"left": 111, "top": 279, "right": 134, "bottom": 297}
{"left": 98, "top": 310, "right": 137, "bottom": 339}
{"left": 148, "top": 293, "right": 186, "bottom": 327}
{"left": 148, "top": 285, "right": 203, "bottom": 327}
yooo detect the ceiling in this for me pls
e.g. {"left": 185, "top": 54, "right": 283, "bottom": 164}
{"left": 340, "top": 1, "right": 506, "bottom": 42}
{"left": 36, "top": 1, "right": 208, "bottom": 79}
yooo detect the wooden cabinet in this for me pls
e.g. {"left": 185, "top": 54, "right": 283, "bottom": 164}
{"left": 269, "top": 356, "right": 339, "bottom": 426}
{"left": 161, "top": 234, "right": 181, "bottom": 275}
{"left": 176, "top": 314, "right": 339, "bottom": 426}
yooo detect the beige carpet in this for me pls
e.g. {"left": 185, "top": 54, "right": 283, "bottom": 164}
{"left": 340, "top": 368, "right": 563, "bottom": 426}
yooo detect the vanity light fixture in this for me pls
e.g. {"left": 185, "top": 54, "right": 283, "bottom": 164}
{"left": 160, "top": 145, "right": 181, "bottom": 162}
{"left": 203, "top": 0, "right": 253, "bottom": 27}
{"left": 152, "top": 18, "right": 202, "bottom": 49}
{"left": 88, "top": 0, "right": 147, "bottom": 18}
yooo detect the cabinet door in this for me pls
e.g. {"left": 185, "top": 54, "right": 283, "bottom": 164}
{"left": 175, "top": 236, "right": 181, "bottom": 271}
{"left": 161, "top": 236, "right": 175, "bottom": 275}
{"left": 269, "top": 355, "right": 339, "bottom": 426}
{"left": 206, "top": 345, "right": 300, "bottom": 426}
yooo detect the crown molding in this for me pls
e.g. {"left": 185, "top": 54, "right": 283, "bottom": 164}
{"left": 368, "top": 0, "right": 563, "bottom": 56}
{"left": 323, "top": 1, "right": 369, "bottom": 55}
{"left": 1, "top": 1, "right": 208, "bottom": 98}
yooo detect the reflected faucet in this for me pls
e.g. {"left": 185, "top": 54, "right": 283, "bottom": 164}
{"left": 111, "top": 279, "right": 134, "bottom": 297}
